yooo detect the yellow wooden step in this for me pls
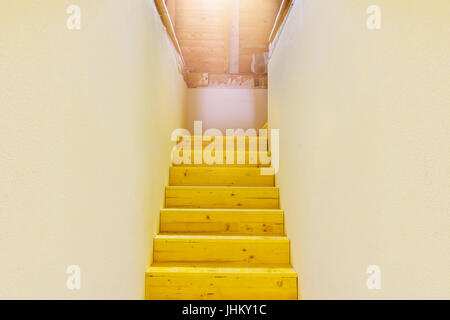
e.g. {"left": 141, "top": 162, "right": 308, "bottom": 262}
{"left": 160, "top": 208, "right": 284, "bottom": 235}
{"left": 172, "top": 150, "right": 271, "bottom": 166}
{"left": 145, "top": 265, "right": 298, "bottom": 300}
{"left": 188, "top": 143, "right": 265, "bottom": 152}
{"left": 178, "top": 135, "right": 266, "bottom": 145}
{"left": 165, "top": 186, "right": 279, "bottom": 209}
{"left": 169, "top": 167, "right": 274, "bottom": 186}
{"left": 178, "top": 135, "right": 265, "bottom": 140}
{"left": 153, "top": 235, "right": 290, "bottom": 265}
{"left": 173, "top": 162, "right": 270, "bottom": 168}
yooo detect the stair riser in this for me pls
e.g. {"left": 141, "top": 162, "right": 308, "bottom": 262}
{"left": 177, "top": 136, "right": 267, "bottom": 148}
{"left": 172, "top": 163, "right": 270, "bottom": 167}
{"left": 160, "top": 210, "right": 284, "bottom": 235}
{"left": 172, "top": 150, "right": 272, "bottom": 167}
{"left": 153, "top": 238, "right": 290, "bottom": 265}
{"left": 187, "top": 145, "right": 268, "bottom": 152}
{"left": 169, "top": 167, "right": 274, "bottom": 186}
{"left": 165, "top": 187, "right": 279, "bottom": 209}
{"left": 146, "top": 274, "right": 297, "bottom": 300}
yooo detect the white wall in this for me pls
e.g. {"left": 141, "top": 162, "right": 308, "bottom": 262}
{"left": 187, "top": 88, "right": 267, "bottom": 133}
{"left": 269, "top": 0, "right": 449, "bottom": 299}
{"left": 0, "top": 0, "right": 186, "bottom": 299}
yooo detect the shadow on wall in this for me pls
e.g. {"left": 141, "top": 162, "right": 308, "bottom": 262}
{"left": 187, "top": 88, "right": 268, "bottom": 133}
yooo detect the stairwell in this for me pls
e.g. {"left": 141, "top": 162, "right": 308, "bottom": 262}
{"left": 145, "top": 135, "right": 298, "bottom": 300}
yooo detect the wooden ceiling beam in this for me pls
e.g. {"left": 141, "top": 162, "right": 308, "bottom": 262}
{"left": 154, "top": 0, "right": 184, "bottom": 64}
{"left": 229, "top": 0, "right": 240, "bottom": 74}
{"left": 164, "top": 0, "right": 283, "bottom": 86}
{"left": 269, "top": 0, "right": 293, "bottom": 44}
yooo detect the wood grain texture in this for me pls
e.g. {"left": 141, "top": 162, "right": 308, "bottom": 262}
{"left": 146, "top": 265, "right": 297, "bottom": 300}
{"left": 169, "top": 0, "right": 282, "bottom": 87}
{"left": 153, "top": 235, "right": 290, "bottom": 265}
{"left": 165, "top": 186, "right": 279, "bottom": 209}
{"left": 176, "top": 135, "right": 268, "bottom": 150}
{"left": 172, "top": 150, "right": 271, "bottom": 166}
{"left": 169, "top": 167, "right": 274, "bottom": 186}
{"left": 160, "top": 208, "right": 284, "bottom": 235}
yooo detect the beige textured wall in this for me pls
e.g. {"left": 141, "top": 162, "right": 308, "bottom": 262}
{"left": 187, "top": 88, "right": 268, "bottom": 133}
{"left": 269, "top": 0, "right": 449, "bottom": 299}
{"left": 0, "top": 0, "right": 186, "bottom": 299}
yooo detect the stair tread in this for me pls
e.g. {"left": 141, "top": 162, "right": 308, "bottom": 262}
{"left": 167, "top": 186, "right": 278, "bottom": 189}
{"left": 165, "top": 186, "right": 280, "bottom": 209}
{"left": 160, "top": 208, "right": 284, "bottom": 236}
{"left": 170, "top": 167, "right": 268, "bottom": 170}
{"left": 147, "top": 264, "right": 297, "bottom": 277}
{"left": 161, "top": 208, "right": 283, "bottom": 212}
{"left": 169, "top": 167, "right": 274, "bottom": 186}
{"left": 154, "top": 234, "right": 288, "bottom": 241}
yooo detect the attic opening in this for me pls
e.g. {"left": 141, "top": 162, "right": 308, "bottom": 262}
{"left": 154, "top": 0, "right": 294, "bottom": 89}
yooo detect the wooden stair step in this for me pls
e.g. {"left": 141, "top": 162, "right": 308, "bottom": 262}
{"left": 173, "top": 162, "right": 270, "bottom": 168}
{"left": 172, "top": 150, "right": 271, "bottom": 166}
{"left": 153, "top": 234, "right": 290, "bottom": 265}
{"left": 145, "top": 265, "right": 297, "bottom": 300}
{"left": 178, "top": 135, "right": 267, "bottom": 143}
{"left": 169, "top": 167, "right": 274, "bottom": 186}
{"left": 165, "top": 186, "right": 279, "bottom": 209}
{"left": 188, "top": 144, "right": 267, "bottom": 152}
{"left": 160, "top": 208, "right": 284, "bottom": 235}
{"left": 177, "top": 136, "right": 268, "bottom": 152}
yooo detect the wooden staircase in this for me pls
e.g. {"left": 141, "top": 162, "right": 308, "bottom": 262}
{"left": 145, "top": 135, "right": 298, "bottom": 300}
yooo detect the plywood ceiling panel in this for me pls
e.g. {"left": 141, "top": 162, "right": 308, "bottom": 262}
{"left": 165, "top": 0, "right": 282, "bottom": 87}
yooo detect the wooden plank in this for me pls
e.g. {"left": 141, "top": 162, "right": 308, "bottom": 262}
{"left": 240, "top": 12, "right": 278, "bottom": 21}
{"left": 160, "top": 208, "right": 284, "bottom": 235}
{"left": 229, "top": 0, "right": 240, "bottom": 73}
{"left": 240, "top": 47, "right": 268, "bottom": 54}
{"left": 239, "top": 56, "right": 253, "bottom": 74}
{"left": 177, "top": 31, "right": 225, "bottom": 40}
{"left": 176, "top": 137, "right": 268, "bottom": 149}
{"left": 172, "top": 163, "right": 269, "bottom": 168}
{"left": 172, "top": 150, "right": 271, "bottom": 167}
{"left": 187, "top": 64, "right": 225, "bottom": 74}
{"left": 153, "top": 235, "right": 290, "bottom": 265}
{"left": 208, "top": 73, "right": 258, "bottom": 88}
{"left": 184, "top": 72, "right": 209, "bottom": 87}
{"left": 240, "top": 43, "right": 269, "bottom": 50}
{"left": 177, "top": 136, "right": 265, "bottom": 141}
{"left": 181, "top": 46, "right": 226, "bottom": 56}
{"left": 224, "top": 0, "right": 231, "bottom": 73}
{"left": 173, "top": 136, "right": 269, "bottom": 153}
{"left": 146, "top": 265, "right": 297, "bottom": 300}
{"left": 175, "top": 16, "right": 224, "bottom": 29}
{"left": 240, "top": 25, "right": 273, "bottom": 36}
{"left": 179, "top": 38, "right": 225, "bottom": 47}
{"left": 177, "top": 25, "right": 226, "bottom": 33}
{"left": 269, "top": 0, "right": 293, "bottom": 43}
{"left": 176, "top": 0, "right": 228, "bottom": 9}
{"left": 185, "top": 56, "right": 226, "bottom": 63}
{"left": 176, "top": 8, "right": 225, "bottom": 17}
{"left": 169, "top": 167, "right": 274, "bottom": 186}
{"left": 165, "top": 186, "right": 279, "bottom": 209}
{"left": 166, "top": 0, "right": 176, "bottom": 27}
{"left": 154, "top": 0, "right": 184, "bottom": 60}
